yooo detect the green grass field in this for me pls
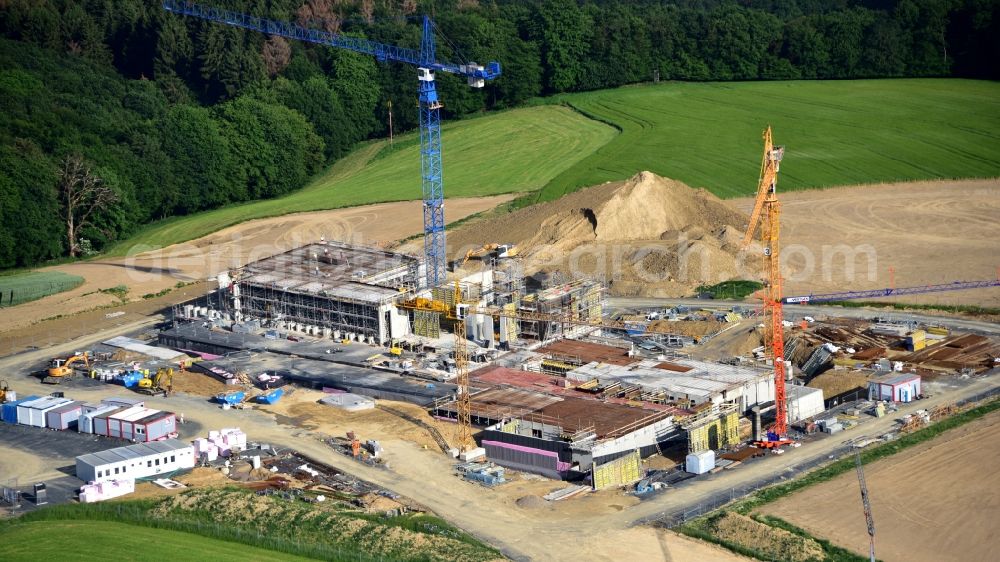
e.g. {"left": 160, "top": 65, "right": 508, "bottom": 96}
{"left": 105, "top": 105, "right": 614, "bottom": 255}
{"left": 0, "top": 270, "right": 84, "bottom": 307}
{"left": 0, "top": 520, "right": 314, "bottom": 561}
{"left": 538, "top": 78, "right": 1000, "bottom": 200}
{"left": 105, "top": 78, "right": 1000, "bottom": 255}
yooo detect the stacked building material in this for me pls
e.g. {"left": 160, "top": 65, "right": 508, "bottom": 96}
{"left": 79, "top": 479, "right": 135, "bottom": 503}
{"left": 201, "top": 428, "right": 248, "bottom": 457}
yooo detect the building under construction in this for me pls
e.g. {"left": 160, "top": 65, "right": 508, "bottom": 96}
{"left": 518, "top": 280, "right": 603, "bottom": 341}
{"left": 231, "top": 241, "right": 423, "bottom": 344}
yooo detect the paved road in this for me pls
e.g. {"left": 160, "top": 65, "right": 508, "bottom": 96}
{"left": 608, "top": 297, "right": 1000, "bottom": 336}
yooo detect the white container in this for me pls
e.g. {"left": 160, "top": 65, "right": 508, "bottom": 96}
{"left": 685, "top": 450, "right": 716, "bottom": 474}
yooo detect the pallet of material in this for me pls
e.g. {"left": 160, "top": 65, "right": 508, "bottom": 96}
{"left": 720, "top": 448, "right": 765, "bottom": 462}
{"left": 543, "top": 485, "right": 590, "bottom": 501}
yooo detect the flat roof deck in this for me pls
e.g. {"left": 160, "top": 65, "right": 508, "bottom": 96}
{"left": 243, "top": 241, "right": 419, "bottom": 287}
{"left": 535, "top": 399, "right": 670, "bottom": 439}
{"left": 568, "top": 358, "right": 770, "bottom": 401}
{"left": 537, "top": 339, "right": 634, "bottom": 366}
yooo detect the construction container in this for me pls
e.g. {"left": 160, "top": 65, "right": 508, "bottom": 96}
{"left": 215, "top": 390, "right": 245, "bottom": 405}
{"left": 256, "top": 388, "right": 284, "bottom": 404}
{"left": 685, "top": 450, "right": 716, "bottom": 474}
{"left": 46, "top": 401, "right": 83, "bottom": 430}
{"left": 2, "top": 396, "right": 39, "bottom": 424}
{"left": 94, "top": 406, "right": 146, "bottom": 437}
{"left": 105, "top": 407, "right": 155, "bottom": 439}
{"left": 128, "top": 411, "right": 177, "bottom": 442}
{"left": 18, "top": 396, "right": 71, "bottom": 427}
{"left": 79, "top": 405, "right": 119, "bottom": 434}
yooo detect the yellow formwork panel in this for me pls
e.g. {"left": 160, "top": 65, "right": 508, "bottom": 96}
{"left": 721, "top": 412, "right": 739, "bottom": 446}
{"left": 592, "top": 449, "right": 642, "bottom": 490}
{"left": 688, "top": 424, "right": 710, "bottom": 453}
{"left": 501, "top": 419, "right": 520, "bottom": 434}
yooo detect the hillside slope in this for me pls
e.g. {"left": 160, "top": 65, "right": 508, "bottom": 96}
{"left": 540, "top": 79, "right": 1000, "bottom": 200}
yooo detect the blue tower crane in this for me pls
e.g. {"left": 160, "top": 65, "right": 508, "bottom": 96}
{"left": 162, "top": 1, "right": 501, "bottom": 287}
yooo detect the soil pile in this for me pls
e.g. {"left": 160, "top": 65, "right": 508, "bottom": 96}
{"left": 807, "top": 370, "right": 870, "bottom": 398}
{"left": 709, "top": 512, "right": 824, "bottom": 562}
{"left": 444, "top": 172, "right": 753, "bottom": 297}
{"left": 515, "top": 495, "right": 549, "bottom": 509}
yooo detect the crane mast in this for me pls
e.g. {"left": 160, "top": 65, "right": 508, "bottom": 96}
{"left": 162, "top": 1, "right": 500, "bottom": 288}
{"left": 741, "top": 126, "right": 789, "bottom": 441}
{"left": 855, "top": 449, "right": 877, "bottom": 562}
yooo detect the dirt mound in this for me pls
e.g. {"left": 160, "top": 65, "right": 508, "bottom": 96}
{"left": 807, "top": 370, "right": 870, "bottom": 398}
{"left": 515, "top": 495, "right": 548, "bottom": 509}
{"left": 709, "top": 512, "right": 824, "bottom": 562}
{"left": 444, "top": 172, "right": 753, "bottom": 297}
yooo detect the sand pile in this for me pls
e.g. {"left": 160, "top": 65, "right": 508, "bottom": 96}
{"left": 515, "top": 495, "right": 548, "bottom": 509}
{"left": 445, "top": 172, "right": 754, "bottom": 297}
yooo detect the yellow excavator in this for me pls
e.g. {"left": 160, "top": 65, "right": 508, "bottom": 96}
{"left": 459, "top": 243, "right": 518, "bottom": 268}
{"left": 43, "top": 352, "right": 91, "bottom": 384}
{"left": 137, "top": 367, "right": 173, "bottom": 397}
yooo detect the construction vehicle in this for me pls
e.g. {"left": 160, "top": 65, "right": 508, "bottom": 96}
{"left": 459, "top": 243, "right": 519, "bottom": 269}
{"left": 43, "top": 352, "right": 91, "bottom": 384}
{"left": 137, "top": 367, "right": 173, "bottom": 397}
{"left": 0, "top": 380, "right": 10, "bottom": 403}
{"left": 388, "top": 339, "right": 404, "bottom": 357}
{"left": 740, "top": 126, "right": 794, "bottom": 449}
{"left": 163, "top": 0, "right": 501, "bottom": 287}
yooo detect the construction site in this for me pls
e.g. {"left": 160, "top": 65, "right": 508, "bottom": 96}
{"left": 1, "top": 171, "right": 998, "bottom": 562}
{"left": 2, "top": 127, "right": 997, "bottom": 540}
{"left": 1, "top": 3, "right": 999, "bottom": 562}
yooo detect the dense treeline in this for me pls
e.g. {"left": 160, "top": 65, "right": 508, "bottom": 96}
{"left": 1, "top": 0, "right": 997, "bottom": 268}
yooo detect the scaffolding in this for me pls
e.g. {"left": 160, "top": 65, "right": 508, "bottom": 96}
{"left": 518, "top": 280, "right": 604, "bottom": 341}
{"left": 230, "top": 240, "right": 422, "bottom": 342}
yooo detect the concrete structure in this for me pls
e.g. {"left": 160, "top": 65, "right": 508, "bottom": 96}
{"left": 75, "top": 439, "right": 195, "bottom": 483}
{"left": 565, "top": 358, "right": 775, "bottom": 413}
{"left": 868, "top": 373, "right": 921, "bottom": 403}
{"left": 231, "top": 241, "right": 423, "bottom": 344}
{"left": 786, "top": 384, "right": 825, "bottom": 423}
{"left": 101, "top": 397, "right": 144, "bottom": 409}
{"left": 319, "top": 392, "right": 376, "bottom": 411}
{"left": 438, "top": 387, "right": 683, "bottom": 479}
{"left": 518, "top": 280, "right": 603, "bottom": 341}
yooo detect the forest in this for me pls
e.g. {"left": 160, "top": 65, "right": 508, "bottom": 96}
{"left": 1, "top": 0, "right": 998, "bottom": 268}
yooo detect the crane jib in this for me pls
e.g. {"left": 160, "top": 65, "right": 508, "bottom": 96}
{"left": 162, "top": 1, "right": 501, "bottom": 80}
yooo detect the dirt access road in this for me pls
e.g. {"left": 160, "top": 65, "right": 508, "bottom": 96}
{"left": 2, "top": 195, "right": 513, "bottom": 334}
{"left": 733, "top": 178, "right": 1000, "bottom": 307}
{"left": 761, "top": 410, "right": 1000, "bottom": 562}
